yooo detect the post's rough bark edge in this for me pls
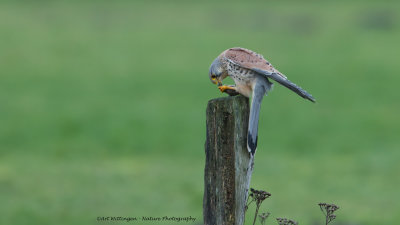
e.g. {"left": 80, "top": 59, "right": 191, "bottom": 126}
{"left": 203, "top": 95, "right": 254, "bottom": 225}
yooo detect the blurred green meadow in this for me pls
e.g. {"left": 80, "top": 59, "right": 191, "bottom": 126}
{"left": 1, "top": 1, "right": 400, "bottom": 224}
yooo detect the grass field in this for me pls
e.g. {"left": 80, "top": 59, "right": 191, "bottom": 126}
{"left": 1, "top": 1, "right": 399, "bottom": 225}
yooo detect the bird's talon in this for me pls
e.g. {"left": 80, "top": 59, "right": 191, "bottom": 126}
{"left": 218, "top": 85, "right": 235, "bottom": 93}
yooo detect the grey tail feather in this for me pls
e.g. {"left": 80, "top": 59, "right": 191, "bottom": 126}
{"left": 269, "top": 73, "right": 315, "bottom": 102}
{"left": 247, "top": 82, "right": 267, "bottom": 155}
{"left": 247, "top": 132, "right": 258, "bottom": 155}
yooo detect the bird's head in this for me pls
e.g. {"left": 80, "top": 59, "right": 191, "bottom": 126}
{"left": 208, "top": 57, "right": 224, "bottom": 86}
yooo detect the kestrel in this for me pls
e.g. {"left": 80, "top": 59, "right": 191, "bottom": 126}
{"left": 208, "top": 47, "right": 315, "bottom": 155}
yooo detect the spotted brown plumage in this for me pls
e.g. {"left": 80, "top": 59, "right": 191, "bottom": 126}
{"left": 208, "top": 47, "right": 315, "bottom": 155}
{"left": 223, "top": 47, "right": 287, "bottom": 79}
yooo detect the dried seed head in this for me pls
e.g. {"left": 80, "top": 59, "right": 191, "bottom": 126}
{"left": 276, "top": 217, "right": 298, "bottom": 225}
{"left": 259, "top": 212, "right": 270, "bottom": 225}
{"left": 318, "top": 202, "right": 340, "bottom": 224}
{"left": 259, "top": 212, "right": 270, "bottom": 219}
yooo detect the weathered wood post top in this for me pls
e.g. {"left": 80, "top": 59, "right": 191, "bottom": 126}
{"left": 203, "top": 95, "right": 254, "bottom": 225}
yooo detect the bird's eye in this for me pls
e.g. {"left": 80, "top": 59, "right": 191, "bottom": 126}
{"left": 211, "top": 75, "right": 216, "bottom": 79}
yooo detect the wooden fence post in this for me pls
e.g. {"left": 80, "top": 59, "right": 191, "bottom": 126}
{"left": 203, "top": 95, "right": 254, "bottom": 225}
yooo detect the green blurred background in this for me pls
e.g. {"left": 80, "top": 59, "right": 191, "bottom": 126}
{"left": 1, "top": 1, "right": 399, "bottom": 224}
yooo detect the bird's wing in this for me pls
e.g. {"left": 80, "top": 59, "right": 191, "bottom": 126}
{"left": 252, "top": 68, "right": 315, "bottom": 102}
{"left": 223, "top": 47, "right": 286, "bottom": 78}
{"left": 223, "top": 47, "right": 315, "bottom": 102}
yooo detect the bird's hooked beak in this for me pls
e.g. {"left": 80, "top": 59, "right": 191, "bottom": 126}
{"left": 211, "top": 76, "right": 222, "bottom": 86}
{"left": 209, "top": 57, "right": 224, "bottom": 86}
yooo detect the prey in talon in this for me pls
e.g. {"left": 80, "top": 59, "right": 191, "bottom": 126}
{"left": 218, "top": 85, "right": 239, "bottom": 96}
{"left": 208, "top": 47, "right": 315, "bottom": 155}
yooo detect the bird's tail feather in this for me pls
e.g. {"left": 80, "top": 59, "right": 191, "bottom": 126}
{"left": 247, "top": 83, "right": 268, "bottom": 155}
